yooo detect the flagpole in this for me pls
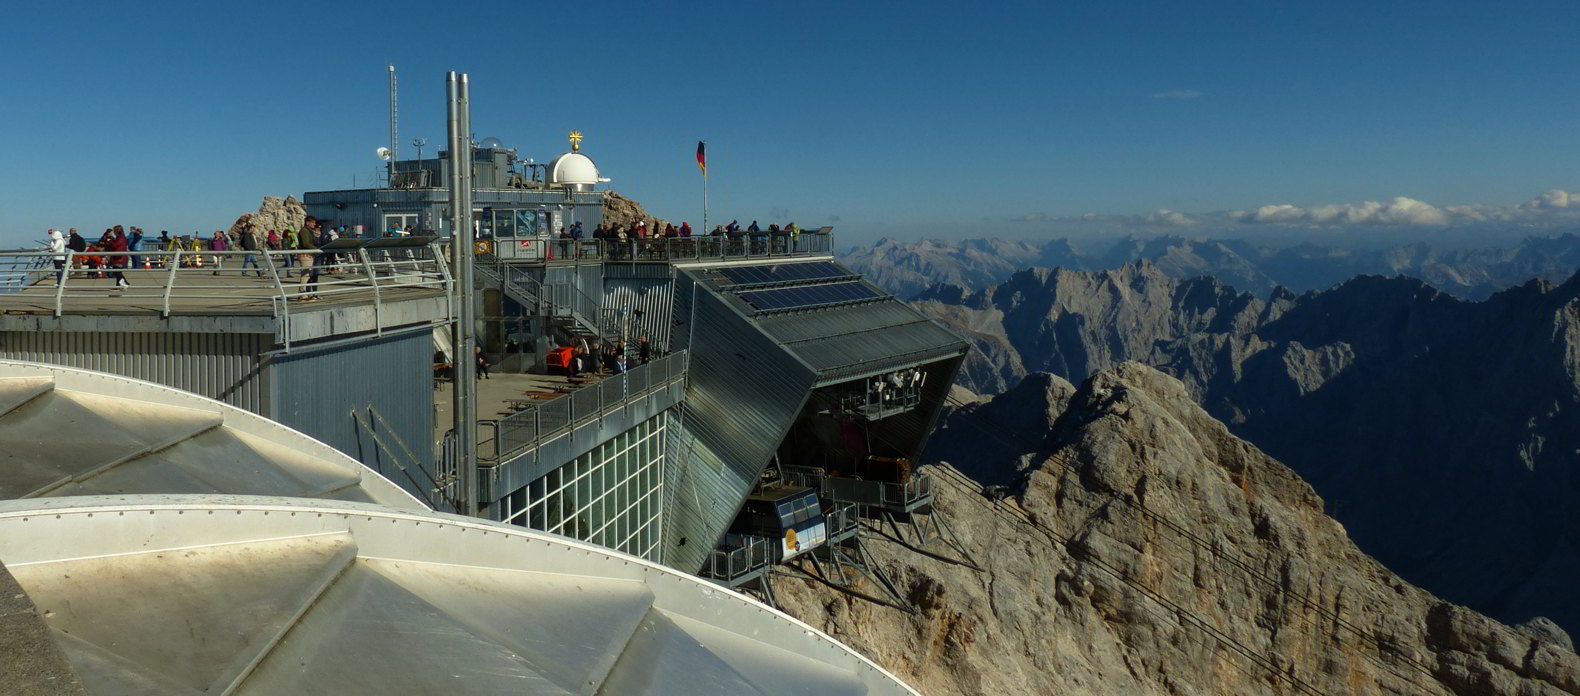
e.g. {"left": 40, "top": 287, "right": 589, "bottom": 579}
{"left": 702, "top": 141, "right": 709, "bottom": 234}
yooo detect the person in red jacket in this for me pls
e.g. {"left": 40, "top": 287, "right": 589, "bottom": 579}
{"left": 108, "top": 227, "right": 130, "bottom": 288}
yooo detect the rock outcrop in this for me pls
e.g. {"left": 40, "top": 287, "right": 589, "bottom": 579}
{"left": 600, "top": 191, "right": 670, "bottom": 231}
{"left": 778, "top": 364, "right": 1580, "bottom": 695}
{"left": 228, "top": 195, "right": 308, "bottom": 238}
{"left": 914, "top": 264, "right": 1580, "bottom": 643}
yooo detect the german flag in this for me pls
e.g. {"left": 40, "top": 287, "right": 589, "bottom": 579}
{"left": 696, "top": 141, "right": 707, "bottom": 176}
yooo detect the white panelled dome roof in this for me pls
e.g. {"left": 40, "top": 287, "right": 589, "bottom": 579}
{"left": 0, "top": 495, "right": 919, "bottom": 695}
{"left": 549, "top": 151, "right": 599, "bottom": 186}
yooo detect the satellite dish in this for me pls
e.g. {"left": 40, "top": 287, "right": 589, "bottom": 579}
{"left": 376, "top": 147, "right": 392, "bottom": 161}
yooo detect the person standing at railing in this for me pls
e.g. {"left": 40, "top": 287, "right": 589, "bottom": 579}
{"left": 46, "top": 229, "right": 66, "bottom": 285}
{"left": 107, "top": 227, "right": 130, "bottom": 289}
{"left": 65, "top": 230, "right": 86, "bottom": 277}
{"left": 209, "top": 231, "right": 229, "bottom": 275}
{"left": 638, "top": 334, "right": 651, "bottom": 366}
{"left": 239, "top": 226, "right": 262, "bottom": 277}
{"left": 295, "top": 217, "right": 321, "bottom": 301}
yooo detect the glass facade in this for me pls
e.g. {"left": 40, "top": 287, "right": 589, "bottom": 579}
{"left": 498, "top": 415, "right": 666, "bottom": 560}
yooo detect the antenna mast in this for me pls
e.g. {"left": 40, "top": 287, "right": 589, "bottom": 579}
{"left": 388, "top": 64, "right": 399, "bottom": 187}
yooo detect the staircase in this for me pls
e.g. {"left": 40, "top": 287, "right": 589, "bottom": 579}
{"left": 475, "top": 255, "right": 605, "bottom": 341}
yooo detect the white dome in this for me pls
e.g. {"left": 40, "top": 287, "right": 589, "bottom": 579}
{"left": 549, "top": 152, "right": 599, "bottom": 186}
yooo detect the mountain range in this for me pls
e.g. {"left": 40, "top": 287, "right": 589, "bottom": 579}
{"left": 779, "top": 364, "right": 1580, "bottom": 695}
{"left": 904, "top": 262, "right": 1580, "bottom": 645}
{"left": 839, "top": 233, "right": 1580, "bottom": 300}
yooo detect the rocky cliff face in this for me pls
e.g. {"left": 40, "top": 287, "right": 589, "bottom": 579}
{"left": 912, "top": 264, "right": 1580, "bottom": 643}
{"left": 778, "top": 365, "right": 1580, "bottom": 695}
{"left": 839, "top": 238, "right": 1083, "bottom": 299}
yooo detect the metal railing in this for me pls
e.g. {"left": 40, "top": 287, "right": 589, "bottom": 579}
{"left": 0, "top": 244, "right": 451, "bottom": 328}
{"left": 478, "top": 349, "right": 688, "bottom": 462}
{"left": 825, "top": 502, "right": 861, "bottom": 543}
{"left": 700, "top": 534, "right": 775, "bottom": 585}
{"left": 473, "top": 258, "right": 543, "bottom": 313}
{"left": 490, "top": 232, "right": 834, "bottom": 264}
{"left": 784, "top": 464, "right": 936, "bottom": 513}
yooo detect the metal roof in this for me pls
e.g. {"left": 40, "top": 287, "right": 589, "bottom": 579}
{"left": 0, "top": 495, "right": 917, "bottom": 696}
{"left": 682, "top": 261, "right": 968, "bottom": 383}
{"left": 755, "top": 300, "right": 968, "bottom": 382}
{"left": 0, "top": 360, "right": 422, "bottom": 509}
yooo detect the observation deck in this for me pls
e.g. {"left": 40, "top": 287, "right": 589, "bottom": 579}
{"left": 482, "top": 230, "right": 835, "bottom": 265}
{"left": 0, "top": 240, "right": 450, "bottom": 348}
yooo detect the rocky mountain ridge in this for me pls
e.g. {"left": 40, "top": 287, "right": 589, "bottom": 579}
{"left": 908, "top": 263, "right": 1580, "bottom": 644}
{"left": 840, "top": 233, "right": 1580, "bottom": 300}
{"left": 778, "top": 364, "right": 1580, "bottom": 695}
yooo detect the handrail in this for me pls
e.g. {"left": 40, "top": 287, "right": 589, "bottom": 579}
{"left": 0, "top": 246, "right": 451, "bottom": 334}
{"left": 481, "top": 349, "right": 688, "bottom": 463}
{"left": 351, "top": 407, "right": 451, "bottom": 510}
{"left": 490, "top": 232, "right": 835, "bottom": 264}
{"left": 701, "top": 534, "right": 775, "bottom": 583}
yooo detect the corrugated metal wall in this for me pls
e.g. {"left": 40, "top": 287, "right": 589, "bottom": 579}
{"left": 0, "top": 331, "right": 270, "bottom": 412}
{"left": 269, "top": 330, "right": 436, "bottom": 504}
{"left": 604, "top": 277, "right": 676, "bottom": 349}
{"left": 660, "top": 286, "right": 816, "bottom": 572}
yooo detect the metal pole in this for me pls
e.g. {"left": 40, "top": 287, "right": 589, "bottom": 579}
{"left": 448, "top": 71, "right": 479, "bottom": 517}
{"left": 389, "top": 65, "right": 399, "bottom": 187}
{"left": 702, "top": 141, "right": 709, "bottom": 236}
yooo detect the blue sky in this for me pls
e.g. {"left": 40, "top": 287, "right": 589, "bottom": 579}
{"left": 3, "top": 0, "right": 1578, "bottom": 248}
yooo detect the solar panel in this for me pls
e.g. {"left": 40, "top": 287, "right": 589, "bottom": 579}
{"left": 738, "top": 281, "right": 882, "bottom": 312}
{"left": 717, "top": 261, "right": 852, "bottom": 288}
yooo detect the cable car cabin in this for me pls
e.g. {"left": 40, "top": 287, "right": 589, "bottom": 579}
{"left": 728, "top": 486, "right": 827, "bottom": 562}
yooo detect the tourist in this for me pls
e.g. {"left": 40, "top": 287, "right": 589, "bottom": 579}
{"left": 475, "top": 345, "right": 490, "bottom": 380}
{"left": 66, "top": 229, "right": 86, "bottom": 275}
{"left": 47, "top": 229, "right": 65, "bottom": 284}
{"left": 158, "top": 230, "right": 171, "bottom": 249}
{"left": 108, "top": 227, "right": 130, "bottom": 288}
{"left": 638, "top": 335, "right": 651, "bottom": 365}
{"left": 680, "top": 222, "right": 693, "bottom": 238}
{"left": 285, "top": 227, "right": 300, "bottom": 268}
{"left": 210, "top": 231, "right": 229, "bottom": 274}
{"left": 240, "top": 226, "right": 261, "bottom": 276}
{"left": 747, "top": 220, "right": 760, "bottom": 233}
{"left": 571, "top": 221, "right": 584, "bottom": 239}
{"left": 295, "top": 217, "right": 320, "bottom": 300}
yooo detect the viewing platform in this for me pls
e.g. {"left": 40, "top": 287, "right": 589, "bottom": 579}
{"left": 0, "top": 240, "right": 450, "bottom": 347}
{"left": 483, "top": 230, "right": 835, "bottom": 265}
{"left": 434, "top": 351, "right": 689, "bottom": 507}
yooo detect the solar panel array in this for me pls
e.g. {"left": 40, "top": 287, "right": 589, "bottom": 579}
{"left": 716, "top": 261, "right": 853, "bottom": 288}
{"left": 738, "top": 281, "right": 882, "bottom": 312}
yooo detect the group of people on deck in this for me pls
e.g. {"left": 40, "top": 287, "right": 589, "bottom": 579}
{"left": 39, "top": 216, "right": 339, "bottom": 298}
{"left": 562, "top": 335, "right": 652, "bottom": 380}
{"left": 44, "top": 226, "right": 146, "bottom": 288}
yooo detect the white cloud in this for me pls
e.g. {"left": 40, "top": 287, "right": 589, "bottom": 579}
{"left": 1151, "top": 89, "right": 1204, "bottom": 100}
{"left": 1061, "top": 190, "right": 1580, "bottom": 233}
{"left": 1139, "top": 209, "right": 1198, "bottom": 226}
